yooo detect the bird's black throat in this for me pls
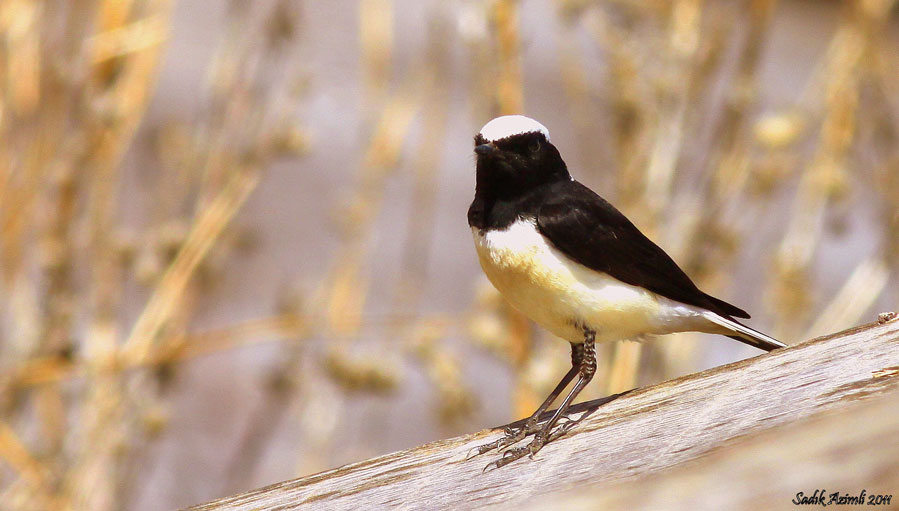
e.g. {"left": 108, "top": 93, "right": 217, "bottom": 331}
{"left": 469, "top": 132, "right": 569, "bottom": 231}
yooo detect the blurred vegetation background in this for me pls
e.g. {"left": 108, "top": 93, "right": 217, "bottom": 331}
{"left": 0, "top": 0, "right": 897, "bottom": 509}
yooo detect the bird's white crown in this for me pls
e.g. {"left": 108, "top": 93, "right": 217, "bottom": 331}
{"left": 478, "top": 115, "right": 550, "bottom": 142}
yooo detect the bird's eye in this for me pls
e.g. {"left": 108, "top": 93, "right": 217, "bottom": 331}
{"left": 528, "top": 140, "right": 541, "bottom": 153}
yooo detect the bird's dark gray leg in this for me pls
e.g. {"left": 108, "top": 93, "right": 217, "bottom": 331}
{"left": 485, "top": 329, "right": 596, "bottom": 470}
{"left": 468, "top": 342, "right": 586, "bottom": 459}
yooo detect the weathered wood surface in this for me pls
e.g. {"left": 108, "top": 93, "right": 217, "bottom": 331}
{"left": 186, "top": 315, "right": 899, "bottom": 511}
{"left": 523, "top": 387, "right": 899, "bottom": 511}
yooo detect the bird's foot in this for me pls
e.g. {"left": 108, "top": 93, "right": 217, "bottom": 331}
{"left": 466, "top": 420, "right": 539, "bottom": 460}
{"left": 480, "top": 412, "right": 585, "bottom": 470}
{"left": 483, "top": 433, "right": 547, "bottom": 471}
{"left": 551, "top": 414, "right": 582, "bottom": 437}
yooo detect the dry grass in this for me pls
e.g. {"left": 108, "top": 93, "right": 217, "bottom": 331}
{"left": 0, "top": 1, "right": 897, "bottom": 509}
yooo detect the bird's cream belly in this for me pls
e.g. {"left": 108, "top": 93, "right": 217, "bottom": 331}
{"left": 472, "top": 222, "right": 706, "bottom": 343}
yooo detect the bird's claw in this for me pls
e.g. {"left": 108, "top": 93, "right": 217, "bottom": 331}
{"left": 470, "top": 415, "right": 575, "bottom": 469}
{"left": 468, "top": 421, "right": 539, "bottom": 460}
{"left": 481, "top": 434, "right": 547, "bottom": 470}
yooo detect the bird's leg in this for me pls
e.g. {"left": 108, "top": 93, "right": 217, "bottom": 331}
{"left": 486, "top": 329, "right": 596, "bottom": 470}
{"left": 467, "top": 344, "right": 584, "bottom": 459}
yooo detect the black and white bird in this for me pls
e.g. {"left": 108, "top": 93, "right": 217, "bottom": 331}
{"left": 468, "top": 115, "right": 785, "bottom": 468}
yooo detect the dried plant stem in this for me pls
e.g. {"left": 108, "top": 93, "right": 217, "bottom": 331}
{"left": 804, "top": 257, "right": 889, "bottom": 340}
{"left": 359, "top": 0, "right": 394, "bottom": 105}
{"left": 324, "top": 74, "right": 426, "bottom": 338}
{"left": 643, "top": 0, "right": 702, "bottom": 222}
{"left": 123, "top": 169, "right": 260, "bottom": 363}
{"left": 493, "top": 0, "right": 523, "bottom": 114}
{"left": 769, "top": 2, "right": 890, "bottom": 338}
{"left": 0, "top": 419, "right": 51, "bottom": 493}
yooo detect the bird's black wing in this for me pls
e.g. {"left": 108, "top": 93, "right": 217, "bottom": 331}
{"left": 535, "top": 180, "right": 749, "bottom": 318}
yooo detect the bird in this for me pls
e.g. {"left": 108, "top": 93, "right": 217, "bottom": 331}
{"left": 467, "top": 114, "right": 785, "bottom": 469}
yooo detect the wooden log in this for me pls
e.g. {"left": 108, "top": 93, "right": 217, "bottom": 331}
{"left": 186, "top": 315, "right": 899, "bottom": 511}
{"left": 527, "top": 387, "right": 899, "bottom": 510}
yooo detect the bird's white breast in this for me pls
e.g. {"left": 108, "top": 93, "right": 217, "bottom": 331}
{"left": 472, "top": 219, "right": 708, "bottom": 343}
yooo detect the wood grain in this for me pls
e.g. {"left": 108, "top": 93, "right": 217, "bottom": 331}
{"left": 186, "top": 315, "right": 899, "bottom": 511}
{"left": 526, "top": 387, "right": 899, "bottom": 510}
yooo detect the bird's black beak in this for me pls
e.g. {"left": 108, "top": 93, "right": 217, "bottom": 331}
{"left": 474, "top": 143, "right": 499, "bottom": 157}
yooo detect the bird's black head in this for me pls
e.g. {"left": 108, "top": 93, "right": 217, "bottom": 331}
{"left": 473, "top": 115, "right": 569, "bottom": 200}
